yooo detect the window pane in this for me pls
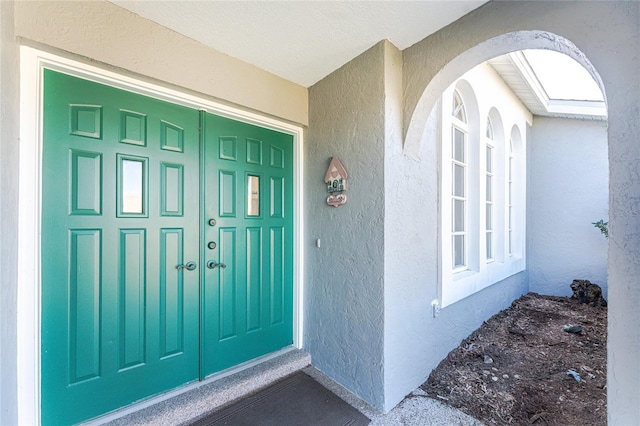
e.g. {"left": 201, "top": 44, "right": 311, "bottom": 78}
{"left": 486, "top": 204, "right": 492, "bottom": 230}
{"left": 453, "top": 164, "right": 465, "bottom": 197}
{"left": 486, "top": 175, "right": 492, "bottom": 202}
{"left": 453, "top": 91, "right": 466, "bottom": 122}
{"left": 453, "top": 235, "right": 465, "bottom": 268}
{"left": 509, "top": 206, "right": 513, "bottom": 228}
{"left": 486, "top": 231, "right": 493, "bottom": 259}
{"left": 509, "top": 231, "right": 513, "bottom": 255}
{"left": 122, "top": 160, "right": 143, "bottom": 213}
{"left": 247, "top": 175, "right": 260, "bottom": 216}
{"left": 486, "top": 146, "right": 492, "bottom": 172}
{"left": 453, "top": 199, "right": 465, "bottom": 232}
{"left": 453, "top": 128, "right": 465, "bottom": 162}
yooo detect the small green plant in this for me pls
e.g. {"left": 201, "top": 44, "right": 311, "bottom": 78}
{"left": 592, "top": 219, "right": 609, "bottom": 238}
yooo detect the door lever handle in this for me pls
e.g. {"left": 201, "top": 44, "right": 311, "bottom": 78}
{"left": 206, "top": 260, "right": 227, "bottom": 269}
{"left": 176, "top": 261, "right": 197, "bottom": 271}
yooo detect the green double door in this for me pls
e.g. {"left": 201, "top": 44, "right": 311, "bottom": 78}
{"left": 41, "top": 70, "right": 294, "bottom": 425}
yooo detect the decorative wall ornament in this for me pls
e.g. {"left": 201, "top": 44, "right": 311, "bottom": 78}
{"left": 324, "top": 156, "right": 348, "bottom": 207}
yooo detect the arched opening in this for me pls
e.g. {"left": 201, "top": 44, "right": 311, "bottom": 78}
{"left": 405, "top": 30, "right": 610, "bottom": 418}
{"left": 415, "top": 33, "right": 608, "bottom": 303}
{"left": 404, "top": 31, "right": 606, "bottom": 159}
{"left": 385, "top": 6, "right": 637, "bottom": 420}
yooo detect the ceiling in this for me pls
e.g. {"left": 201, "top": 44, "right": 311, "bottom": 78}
{"left": 109, "top": 1, "right": 605, "bottom": 119}
{"left": 109, "top": 1, "right": 487, "bottom": 88}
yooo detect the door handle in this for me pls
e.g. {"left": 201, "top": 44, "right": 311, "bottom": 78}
{"left": 206, "top": 260, "right": 227, "bottom": 269}
{"left": 176, "top": 261, "right": 197, "bottom": 271}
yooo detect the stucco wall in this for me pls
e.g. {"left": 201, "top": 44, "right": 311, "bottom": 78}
{"left": 528, "top": 117, "right": 609, "bottom": 298}
{"left": 382, "top": 57, "right": 530, "bottom": 411}
{"left": 402, "top": 2, "right": 640, "bottom": 423}
{"left": 305, "top": 42, "right": 386, "bottom": 410}
{"left": 14, "top": 0, "right": 308, "bottom": 126}
{"left": 0, "top": 1, "right": 19, "bottom": 424}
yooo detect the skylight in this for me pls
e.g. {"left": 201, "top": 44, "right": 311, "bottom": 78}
{"left": 522, "top": 49, "right": 604, "bottom": 102}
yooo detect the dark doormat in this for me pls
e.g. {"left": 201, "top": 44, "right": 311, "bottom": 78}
{"left": 190, "top": 371, "right": 371, "bottom": 426}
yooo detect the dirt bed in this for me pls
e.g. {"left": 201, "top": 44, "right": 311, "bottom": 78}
{"left": 422, "top": 293, "right": 607, "bottom": 425}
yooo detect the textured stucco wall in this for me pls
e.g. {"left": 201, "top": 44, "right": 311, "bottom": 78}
{"left": 14, "top": 0, "right": 308, "bottom": 126}
{"left": 528, "top": 117, "right": 609, "bottom": 298}
{"left": 0, "top": 1, "right": 20, "bottom": 424}
{"left": 305, "top": 42, "right": 386, "bottom": 410}
{"left": 402, "top": 2, "right": 640, "bottom": 423}
{"left": 382, "top": 59, "right": 530, "bottom": 411}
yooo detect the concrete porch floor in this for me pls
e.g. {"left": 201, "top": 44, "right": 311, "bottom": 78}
{"left": 87, "top": 348, "right": 482, "bottom": 425}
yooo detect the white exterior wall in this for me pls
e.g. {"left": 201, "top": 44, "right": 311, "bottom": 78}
{"left": 528, "top": 117, "right": 609, "bottom": 298}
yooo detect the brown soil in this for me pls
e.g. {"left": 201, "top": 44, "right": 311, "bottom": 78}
{"left": 422, "top": 293, "right": 607, "bottom": 425}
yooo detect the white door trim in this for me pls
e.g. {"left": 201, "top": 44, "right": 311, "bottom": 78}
{"left": 17, "top": 46, "right": 305, "bottom": 425}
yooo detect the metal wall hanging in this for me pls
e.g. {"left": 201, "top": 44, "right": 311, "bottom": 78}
{"left": 324, "top": 156, "right": 348, "bottom": 207}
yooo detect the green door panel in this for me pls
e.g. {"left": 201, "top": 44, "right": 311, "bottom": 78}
{"left": 42, "top": 70, "right": 200, "bottom": 425}
{"left": 201, "top": 113, "right": 294, "bottom": 375}
{"left": 42, "top": 70, "right": 295, "bottom": 425}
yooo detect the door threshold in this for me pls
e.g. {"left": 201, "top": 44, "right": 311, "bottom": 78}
{"left": 84, "top": 347, "right": 310, "bottom": 426}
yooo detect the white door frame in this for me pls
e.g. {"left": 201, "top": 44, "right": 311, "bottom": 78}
{"left": 18, "top": 46, "right": 305, "bottom": 425}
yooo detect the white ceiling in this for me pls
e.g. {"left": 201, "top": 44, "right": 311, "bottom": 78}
{"left": 110, "top": 1, "right": 487, "bottom": 88}
{"left": 109, "top": 1, "right": 605, "bottom": 119}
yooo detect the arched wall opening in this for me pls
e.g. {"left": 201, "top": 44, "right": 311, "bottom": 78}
{"left": 405, "top": 31, "right": 609, "bottom": 303}
{"left": 391, "top": 26, "right": 623, "bottom": 418}
{"left": 403, "top": 31, "right": 606, "bottom": 159}
{"left": 383, "top": 4, "right": 638, "bottom": 422}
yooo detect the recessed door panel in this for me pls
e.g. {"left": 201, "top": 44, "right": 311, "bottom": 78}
{"left": 270, "top": 226, "right": 285, "bottom": 325}
{"left": 161, "top": 163, "right": 184, "bottom": 216}
{"left": 218, "top": 228, "right": 238, "bottom": 340}
{"left": 219, "top": 171, "right": 237, "bottom": 217}
{"left": 69, "top": 229, "right": 102, "bottom": 384}
{"left": 246, "top": 227, "right": 263, "bottom": 332}
{"left": 118, "top": 229, "right": 146, "bottom": 371}
{"left": 160, "top": 229, "right": 185, "bottom": 358}
{"left": 70, "top": 150, "right": 102, "bottom": 215}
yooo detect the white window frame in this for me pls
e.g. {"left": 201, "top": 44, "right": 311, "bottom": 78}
{"left": 440, "top": 73, "right": 526, "bottom": 308}
{"left": 451, "top": 90, "right": 469, "bottom": 271}
{"left": 508, "top": 137, "right": 514, "bottom": 256}
{"left": 485, "top": 117, "right": 495, "bottom": 263}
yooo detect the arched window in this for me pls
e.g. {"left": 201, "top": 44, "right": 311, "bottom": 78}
{"left": 485, "top": 117, "right": 495, "bottom": 262}
{"left": 439, "top": 71, "right": 527, "bottom": 308}
{"left": 508, "top": 137, "right": 514, "bottom": 255}
{"left": 453, "top": 90, "right": 467, "bottom": 122}
{"left": 486, "top": 116, "right": 494, "bottom": 139}
{"left": 451, "top": 90, "right": 468, "bottom": 269}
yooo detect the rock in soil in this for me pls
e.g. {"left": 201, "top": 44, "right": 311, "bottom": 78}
{"left": 570, "top": 279, "right": 607, "bottom": 307}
